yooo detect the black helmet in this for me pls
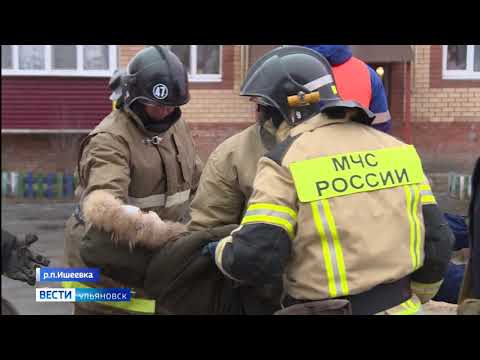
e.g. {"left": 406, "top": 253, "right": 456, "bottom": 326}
{"left": 108, "top": 69, "right": 127, "bottom": 109}
{"left": 123, "top": 46, "right": 190, "bottom": 108}
{"left": 240, "top": 45, "right": 375, "bottom": 126}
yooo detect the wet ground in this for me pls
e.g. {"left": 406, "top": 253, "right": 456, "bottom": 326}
{"left": 1, "top": 202, "right": 74, "bottom": 315}
{"left": 0, "top": 173, "right": 471, "bottom": 315}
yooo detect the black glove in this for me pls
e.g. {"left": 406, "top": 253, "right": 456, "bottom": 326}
{"left": 3, "top": 232, "right": 50, "bottom": 286}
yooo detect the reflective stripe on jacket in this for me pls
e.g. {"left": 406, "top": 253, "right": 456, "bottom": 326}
{"left": 65, "top": 108, "right": 202, "bottom": 314}
{"left": 216, "top": 113, "right": 437, "bottom": 302}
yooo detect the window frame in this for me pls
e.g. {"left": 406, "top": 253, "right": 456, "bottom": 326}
{"left": 166, "top": 45, "right": 223, "bottom": 82}
{"left": 1, "top": 45, "right": 118, "bottom": 77}
{"left": 442, "top": 45, "right": 480, "bottom": 80}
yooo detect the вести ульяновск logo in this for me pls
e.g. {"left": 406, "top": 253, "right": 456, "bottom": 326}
{"left": 35, "top": 287, "right": 131, "bottom": 302}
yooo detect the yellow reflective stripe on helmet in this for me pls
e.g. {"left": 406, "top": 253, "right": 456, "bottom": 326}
{"left": 241, "top": 215, "right": 295, "bottom": 239}
{"left": 246, "top": 203, "right": 297, "bottom": 221}
{"left": 311, "top": 200, "right": 349, "bottom": 298}
{"left": 62, "top": 281, "right": 156, "bottom": 314}
{"left": 404, "top": 185, "right": 421, "bottom": 270}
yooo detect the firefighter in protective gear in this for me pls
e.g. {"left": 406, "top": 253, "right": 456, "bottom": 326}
{"left": 75, "top": 47, "right": 290, "bottom": 315}
{"left": 187, "top": 46, "right": 389, "bottom": 313}
{"left": 188, "top": 45, "right": 382, "bottom": 231}
{"left": 186, "top": 59, "right": 295, "bottom": 314}
{"left": 457, "top": 157, "right": 480, "bottom": 315}
{"left": 188, "top": 99, "right": 291, "bottom": 231}
{"left": 212, "top": 46, "right": 454, "bottom": 315}
{"left": 64, "top": 46, "right": 203, "bottom": 315}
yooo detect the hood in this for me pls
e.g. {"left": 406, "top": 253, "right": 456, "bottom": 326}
{"left": 303, "top": 45, "right": 352, "bottom": 65}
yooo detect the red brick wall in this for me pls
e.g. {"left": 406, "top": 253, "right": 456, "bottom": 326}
{"left": 190, "top": 122, "right": 251, "bottom": 161}
{"left": 3, "top": 121, "right": 478, "bottom": 175}
{"left": 1, "top": 122, "right": 253, "bottom": 174}
{"left": 411, "top": 121, "right": 479, "bottom": 172}
{"left": 1, "top": 134, "right": 85, "bottom": 173}
{"left": 389, "top": 62, "right": 408, "bottom": 138}
{"left": 410, "top": 45, "right": 480, "bottom": 172}
{"left": 119, "top": 45, "right": 144, "bottom": 68}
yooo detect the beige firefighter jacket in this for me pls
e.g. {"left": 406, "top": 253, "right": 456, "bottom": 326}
{"left": 215, "top": 113, "right": 440, "bottom": 314}
{"left": 188, "top": 119, "right": 290, "bottom": 231}
{"left": 64, "top": 107, "right": 202, "bottom": 314}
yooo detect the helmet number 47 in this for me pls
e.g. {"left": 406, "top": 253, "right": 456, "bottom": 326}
{"left": 153, "top": 84, "right": 168, "bottom": 100}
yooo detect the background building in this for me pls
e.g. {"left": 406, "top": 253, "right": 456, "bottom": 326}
{"left": 2, "top": 45, "right": 479, "bottom": 199}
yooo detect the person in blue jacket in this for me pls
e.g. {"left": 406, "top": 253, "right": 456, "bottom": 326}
{"left": 433, "top": 213, "right": 469, "bottom": 304}
{"left": 304, "top": 45, "right": 392, "bottom": 133}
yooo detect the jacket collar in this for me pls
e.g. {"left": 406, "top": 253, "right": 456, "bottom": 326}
{"left": 258, "top": 119, "right": 292, "bottom": 150}
{"left": 289, "top": 113, "right": 349, "bottom": 137}
{"left": 122, "top": 105, "right": 177, "bottom": 138}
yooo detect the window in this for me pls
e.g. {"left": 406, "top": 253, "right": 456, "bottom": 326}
{"left": 84, "top": 45, "right": 109, "bottom": 70}
{"left": 19, "top": 45, "right": 45, "bottom": 69}
{"left": 2, "top": 45, "right": 13, "bottom": 69}
{"left": 443, "top": 45, "right": 480, "bottom": 80}
{"left": 52, "top": 45, "right": 76, "bottom": 69}
{"left": 165, "top": 45, "right": 222, "bottom": 82}
{"left": 1, "top": 45, "right": 117, "bottom": 77}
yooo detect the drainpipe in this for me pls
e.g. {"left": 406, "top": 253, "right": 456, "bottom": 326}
{"left": 239, "top": 45, "right": 250, "bottom": 82}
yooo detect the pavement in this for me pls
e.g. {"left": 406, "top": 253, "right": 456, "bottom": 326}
{"left": 1, "top": 202, "right": 75, "bottom": 315}
{"left": 0, "top": 173, "right": 471, "bottom": 315}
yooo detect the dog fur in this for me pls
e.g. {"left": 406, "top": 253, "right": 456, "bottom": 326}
{"left": 82, "top": 190, "right": 188, "bottom": 249}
